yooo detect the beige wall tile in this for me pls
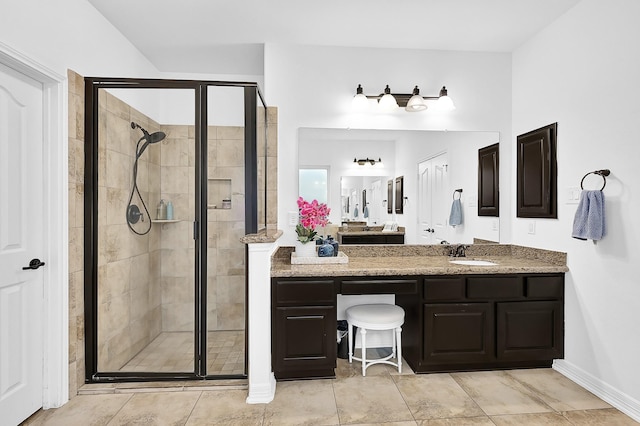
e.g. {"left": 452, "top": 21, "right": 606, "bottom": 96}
{"left": 217, "top": 126, "right": 244, "bottom": 140}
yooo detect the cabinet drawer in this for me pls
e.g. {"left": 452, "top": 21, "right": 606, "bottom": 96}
{"left": 424, "top": 277, "right": 465, "bottom": 301}
{"left": 274, "top": 279, "right": 335, "bottom": 304}
{"left": 467, "top": 276, "right": 522, "bottom": 299}
{"left": 526, "top": 275, "right": 563, "bottom": 299}
{"left": 341, "top": 279, "right": 417, "bottom": 295}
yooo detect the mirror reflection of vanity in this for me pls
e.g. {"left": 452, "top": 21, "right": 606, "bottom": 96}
{"left": 299, "top": 127, "right": 500, "bottom": 245}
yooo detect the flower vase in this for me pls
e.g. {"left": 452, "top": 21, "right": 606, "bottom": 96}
{"left": 295, "top": 241, "right": 317, "bottom": 258}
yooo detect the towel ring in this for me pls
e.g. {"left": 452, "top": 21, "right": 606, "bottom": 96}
{"left": 452, "top": 189, "right": 463, "bottom": 200}
{"left": 580, "top": 169, "right": 610, "bottom": 191}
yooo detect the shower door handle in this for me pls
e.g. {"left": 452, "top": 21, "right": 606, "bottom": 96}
{"left": 23, "top": 258, "right": 46, "bottom": 270}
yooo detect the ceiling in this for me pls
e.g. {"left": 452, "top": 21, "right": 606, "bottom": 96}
{"left": 88, "top": 0, "right": 581, "bottom": 75}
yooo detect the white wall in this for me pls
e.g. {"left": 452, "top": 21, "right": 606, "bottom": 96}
{"left": 0, "top": 0, "right": 160, "bottom": 78}
{"left": 264, "top": 43, "right": 512, "bottom": 245}
{"left": 512, "top": 0, "right": 640, "bottom": 414}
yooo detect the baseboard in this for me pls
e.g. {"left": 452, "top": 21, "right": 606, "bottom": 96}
{"left": 553, "top": 360, "right": 640, "bottom": 422}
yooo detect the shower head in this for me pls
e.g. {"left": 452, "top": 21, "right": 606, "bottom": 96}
{"left": 131, "top": 121, "right": 166, "bottom": 157}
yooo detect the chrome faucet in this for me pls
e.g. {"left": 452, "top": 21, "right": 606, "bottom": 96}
{"left": 449, "top": 244, "right": 469, "bottom": 258}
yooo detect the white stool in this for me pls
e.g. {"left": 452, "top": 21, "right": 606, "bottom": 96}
{"left": 345, "top": 304, "right": 404, "bottom": 376}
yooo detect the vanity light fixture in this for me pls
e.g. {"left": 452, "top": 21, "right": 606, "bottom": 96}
{"left": 352, "top": 84, "right": 456, "bottom": 112}
{"left": 354, "top": 157, "right": 382, "bottom": 166}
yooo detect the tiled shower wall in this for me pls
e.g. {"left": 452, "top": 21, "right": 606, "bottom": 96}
{"left": 96, "top": 91, "right": 163, "bottom": 371}
{"left": 157, "top": 124, "right": 248, "bottom": 332}
{"left": 67, "top": 69, "right": 278, "bottom": 396}
{"left": 68, "top": 70, "right": 85, "bottom": 398}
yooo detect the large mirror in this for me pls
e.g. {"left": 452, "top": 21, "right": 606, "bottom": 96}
{"left": 298, "top": 127, "right": 500, "bottom": 245}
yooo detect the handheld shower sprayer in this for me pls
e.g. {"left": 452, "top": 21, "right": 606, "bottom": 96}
{"left": 126, "top": 122, "right": 167, "bottom": 235}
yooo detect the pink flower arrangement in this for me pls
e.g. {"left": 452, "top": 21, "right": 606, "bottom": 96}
{"left": 296, "top": 197, "right": 331, "bottom": 244}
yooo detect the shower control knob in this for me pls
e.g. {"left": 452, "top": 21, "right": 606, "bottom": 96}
{"left": 23, "top": 258, "right": 46, "bottom": 270}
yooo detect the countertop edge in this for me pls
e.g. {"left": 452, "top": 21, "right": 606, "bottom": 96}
{"left": 241, "top": 229, "right": 283, "bottom": 244}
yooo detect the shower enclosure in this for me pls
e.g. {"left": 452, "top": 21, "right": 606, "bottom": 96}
{"left": 83, "top": 78, "right": 268, "bottom": 381}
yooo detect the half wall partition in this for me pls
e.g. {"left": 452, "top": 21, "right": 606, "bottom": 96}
{"left": 83, "top": 78, "right": 268, "bottom": 382}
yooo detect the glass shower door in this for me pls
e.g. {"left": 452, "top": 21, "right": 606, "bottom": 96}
{"left": 95, "top": 87, "right": 196, "bottom": 374}
{"left": 203, "top": 86, "right": 248, "bottom": 376}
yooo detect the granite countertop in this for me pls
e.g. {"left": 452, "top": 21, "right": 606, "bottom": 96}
{"left": 271, "top": 244, "right": 568, "bottom": 277}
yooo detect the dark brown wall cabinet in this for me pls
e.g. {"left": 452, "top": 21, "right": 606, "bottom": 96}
{"left": 395, "top": 176, "right": 404, "bottom": 214}
{"left": 478, "top": 143, "right": 499, "bottom": 217}
{"left": 517, "top": 123, "right": 557, "bottom": 218}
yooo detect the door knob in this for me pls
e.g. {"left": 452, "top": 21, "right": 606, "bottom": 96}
{"left": 22, "top": 258, "right": 45, "bottom": 270}
{"left": 423, "top": 228, "right": 435, "bottom": 233}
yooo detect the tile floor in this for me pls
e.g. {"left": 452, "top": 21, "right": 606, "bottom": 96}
{"left": 120, "top": 331, "right": 245, "bottom": 375}
{"left": 23, "top": 360, "right": 638, "bottom": 425}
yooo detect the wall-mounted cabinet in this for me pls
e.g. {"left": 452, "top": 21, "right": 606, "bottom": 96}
{"left": 517, "top": 123, "right": 557, "bottom": 218}
{"left": 478, "top": 143, "right": 499, "bottom": 217}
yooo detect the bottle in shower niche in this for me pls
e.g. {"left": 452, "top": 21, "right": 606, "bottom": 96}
{"left": 166, "top": 201, "right": 174, "bottom": 220}
{"left": 156, "top": 199, "right": 167, "bottom": 220}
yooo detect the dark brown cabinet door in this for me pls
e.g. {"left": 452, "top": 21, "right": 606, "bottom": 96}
{"left": 478, "top": 143, "right": 499, "bottom": 216}
{"left": 516, "top": 123, "right": 557, "bottom": 218}
{"left": 423, "top": 303, "right": 494, "bottom": 364}
{"left": 273, "top": 305, "right": 336, "bottom": 379}
{"left": 496, "top": 301, "right": 563, "bottom": 361}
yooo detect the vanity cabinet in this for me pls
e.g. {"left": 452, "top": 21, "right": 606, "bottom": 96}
{"left": 271, "top": 272, "right": 564, "bottom": 379}
{"left": 339, "top": 233, "right": 405, "bottom": 244}
{"left": 271, "top": 278, "right": 337, "bottom": 380}
{"left": 399, "top": 274, "right": 564, "bottom": 372}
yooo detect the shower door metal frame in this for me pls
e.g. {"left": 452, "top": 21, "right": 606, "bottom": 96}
{"left": 83, "top": 77, "right": 266, "bottom": 383}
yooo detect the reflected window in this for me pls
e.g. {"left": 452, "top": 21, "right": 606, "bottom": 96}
{"left": 299, "top": 168, "right": 328, "bottom": 204}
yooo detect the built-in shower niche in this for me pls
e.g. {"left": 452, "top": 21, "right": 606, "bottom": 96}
{"left": 208, "top": 178, "right": 232, "bottom": 209}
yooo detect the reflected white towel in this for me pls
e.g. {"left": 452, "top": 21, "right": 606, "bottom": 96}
{"left": 449, "top": 199, "right": 463, "bottom": 227}
{"left": 572, "top": 190, "right": 605, "bottom": 241}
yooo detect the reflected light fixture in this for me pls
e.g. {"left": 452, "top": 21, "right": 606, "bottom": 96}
{"left": 352, "top": 84, "right": 455, "bottom": 112}
{"left": 354, "top": 157, "right": 382, "bottom": 166}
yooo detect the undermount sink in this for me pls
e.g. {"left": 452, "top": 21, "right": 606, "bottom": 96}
{"left": 449, "top": 259, "right": 498, "bottom": 266}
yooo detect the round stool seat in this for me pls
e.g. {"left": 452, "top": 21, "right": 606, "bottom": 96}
{"left": 345, "top": 304, "right": 405, "bottom": 376}
{"left": 346, "top": 304, "right": 404, "bottom": 330}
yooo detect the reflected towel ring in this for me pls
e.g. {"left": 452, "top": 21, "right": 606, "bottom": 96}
{"left": 580, "top": 169, "right": 610, "bottom": 190}
{"left": 453, "top": 188, "right": 463, "bottom": 200}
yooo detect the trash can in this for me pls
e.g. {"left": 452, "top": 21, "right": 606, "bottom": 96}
{"left": 337, "top": 320, "right": 351, "bottom": 359}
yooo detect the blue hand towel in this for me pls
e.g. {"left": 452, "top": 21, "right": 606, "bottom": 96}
{"left": 353, "top": 206, "right": 359, "bottom": 218}
{"left": 363, "top": 205, "right": 369, "bottom": 218}
{"left": 449, "top": 199, "right": 463, "bottom": 227}
{"left": 572, "top": 190, "right": 605, "bottom": 240}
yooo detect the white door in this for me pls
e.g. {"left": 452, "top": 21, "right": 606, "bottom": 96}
{"left": 0, "top": 62, "right": 44, "bottom": 425}
{"left": 369, "top": 179, "right": 381, "bottom": 224}
{"left": 417, "top": 153, "right": 449, "bottom": 244}
{"left": 418, "top": 160, "right": 434, "bottom": 244}
{"left": 431, "top": 158, "right": 449, "bottom": 242}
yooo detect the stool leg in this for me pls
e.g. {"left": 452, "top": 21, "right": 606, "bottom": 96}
{"left": 396, "top": 326, "right": 402, "bottom": 374}
{"left": 361, "top": 328, "right": 367, "bottom": 376}
{"left": 391, "top": 328, "right": 397, "bottom": 359}
{"left": 348, "top": 322, "right": 353, "bottom": 363}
